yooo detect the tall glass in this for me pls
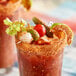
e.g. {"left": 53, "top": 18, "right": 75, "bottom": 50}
{"left": 0, "top": 1, "right": 21, "bottom": 73}
{"left": 16, "top": 36, "right": 66, "bottom": 76}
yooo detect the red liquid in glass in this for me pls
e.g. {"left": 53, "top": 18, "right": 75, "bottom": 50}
{"left": 0, "top": 14, "right": 16, "bottom": 68}
{"left": 17, "top": 43, "right": 64, "bottom": 76}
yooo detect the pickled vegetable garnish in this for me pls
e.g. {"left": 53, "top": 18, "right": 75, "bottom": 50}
{"left": 28, "top": 29, "right": 40, "bottom": 41}
{"left": 4, "top": 17, "right": 73, "bottom": 45}
{"left": 32, "top": 17, "right": 53, "bottom": 37}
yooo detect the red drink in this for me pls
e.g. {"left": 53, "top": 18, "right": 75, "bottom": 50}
{"left": 0, "top": 15, "right": 16, "bottom": 68}
{"left": 17, "top": 47, "right": 63, "bottom": 76}
{"left": 15, "top": 18, "right": 72, "bottom": 76}
{"left": 0, "top": 1, "right": 20, "bottom": 68}
{"left": 4, "top": 16, "right": 73, "bottom": 76}
{"left": 16, "top": 36, "right": 66, "bottom": 76}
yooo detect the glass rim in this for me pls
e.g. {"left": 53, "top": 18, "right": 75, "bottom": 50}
{"left": 16, "top": 37, "right": 66, "bottom": 56}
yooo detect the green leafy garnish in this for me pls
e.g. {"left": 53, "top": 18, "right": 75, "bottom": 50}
{"left": 4, "top": 18, "right": 12, "bottom": 26}
{"left": 4, "top": 18, "right": 27, "bottom": 36}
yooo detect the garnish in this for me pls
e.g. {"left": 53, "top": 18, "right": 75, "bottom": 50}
{"left": 21, "top": 0, "right": 32, "bottom": 10}
{"left": 34, "top": 24, "right": 46, "bottom": 37}
{"left": 34, "top": 36, "right": 50, "bottom": 45}
{"left": 4, "top": 18, "right": 27, "bottom": 36}
{"left": 28, "top": 29, "right": 40, "bottom": 41}
{"left": 4, "top": 17, "right": 73, "bottom": 45}
{"left": 50, "top": 23, "right": 66, "bottom": 29}
{"left": 19, "top": 32, "right": 33, "bottom": 43}
{"left": 50, "top": 23, "right": 73, "bottom": 45}
{"left": 2, "top": 0, "right": 32, "bottom": 10}
{"left": 4, "top": 18, "right": 12, "bottom": 25}
{"left": 32, "top": 17, "right": 53, "bottom": 37}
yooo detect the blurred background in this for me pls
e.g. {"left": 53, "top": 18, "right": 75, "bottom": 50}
{"left": 1, "top": 0, "right": 76, "bottom": 76}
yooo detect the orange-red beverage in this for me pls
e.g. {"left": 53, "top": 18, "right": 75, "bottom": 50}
{"left": 17, "top": 46, "right": 63, "bottom": 76}
{"left": 16, "top": 33, "right": 66, "bottom": 76}
{"left": 0, "top": 14, "right": 16, "bottom": 68}
{"left": 0, "top": 1, "right": 20, "bottom": 68}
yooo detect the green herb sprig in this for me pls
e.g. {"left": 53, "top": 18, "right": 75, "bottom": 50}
{"left": 4, "top": 18, "right": 27, "bottom": 36}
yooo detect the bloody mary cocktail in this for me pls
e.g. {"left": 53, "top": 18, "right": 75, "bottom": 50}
{"left": 17, "top": 43, "right": 64, "bottom": 76}
{"left": 0, "top": 1, "right": 21, "bottom": 68}
{"left": 4, "top": 17, "right": 73, "bottom": 76}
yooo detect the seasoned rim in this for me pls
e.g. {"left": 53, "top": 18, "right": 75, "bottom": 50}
{"left": 16, "top": 30, "right": 67, "bottom": 56}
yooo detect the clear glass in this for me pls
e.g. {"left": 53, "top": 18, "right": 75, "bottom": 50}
{"left": 16, "top": 42, "right": 64, "bottom": 76}
{"left": 0, "top": 1, "right": 21, "bottom": 73}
